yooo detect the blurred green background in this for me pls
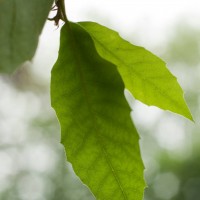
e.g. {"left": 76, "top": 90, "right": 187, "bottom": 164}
{"left": 1, "top": 1, "right": 200, "bottom": 199}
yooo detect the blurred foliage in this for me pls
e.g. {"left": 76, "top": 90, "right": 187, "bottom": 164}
{"left": 165, "top": 23, "right": 200, "bottom": 66}
{"left": 1, "top": 21, "right": 200, "bottom": 200}
{"left": 0, "top": 64, "right": 95, "bottom": 199}
{"left": 145, "top": 145, "right": 200, "bottom": 200}
{"left": 143, "top": 22, "right": 200, "bottom": 200}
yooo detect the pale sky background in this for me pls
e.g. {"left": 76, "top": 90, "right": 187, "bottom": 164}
{"left": 35, "top": 0, "right": 200, "bottom": 77}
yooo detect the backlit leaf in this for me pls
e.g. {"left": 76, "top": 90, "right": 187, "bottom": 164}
{"left": 51, "top": 22, "right": 145, "bottom": 200}
{"left": 79, "top": 22, "right": 193, "bottom": 120}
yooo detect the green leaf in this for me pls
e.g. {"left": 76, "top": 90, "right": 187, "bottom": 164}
{"left": 51, "top": 22, "right": 145, "bottom": 200}
{"left": 0, "top": 0, "right": 54, "bottom": 73}
{"left": 79, "top": 22, "right": 193, "bottom": 120}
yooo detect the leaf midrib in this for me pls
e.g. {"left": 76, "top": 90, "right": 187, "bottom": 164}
{"left": 10, "top": 1, "right": 17, "bottom": 64}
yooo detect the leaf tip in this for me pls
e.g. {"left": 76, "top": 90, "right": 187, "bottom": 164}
{"left": 179, "top": 105, "right": 194, "bottom": 122}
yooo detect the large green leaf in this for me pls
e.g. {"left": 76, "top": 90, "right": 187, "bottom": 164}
{"left": 0, "top": 0, "right": 54, "bottom": 73}
{"left": 79, "top": 22, "right": 193, "bottom": 120}
{"left": 51, "top": 22, "right": 145, "bottom": 200}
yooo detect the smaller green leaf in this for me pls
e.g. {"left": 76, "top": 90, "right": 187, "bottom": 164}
{"left": 79, "top": 22, "right": 193, "bottom": 120}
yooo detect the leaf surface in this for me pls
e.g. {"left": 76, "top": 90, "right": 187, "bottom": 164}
{"left": 79, "top": 22, "right": 192, "bottom": 120}
{"left": 51, "top": 23, "right": 145, "bottom": 200}
{"left": 0, "top": 0, "right": 54, "bottom": 73}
